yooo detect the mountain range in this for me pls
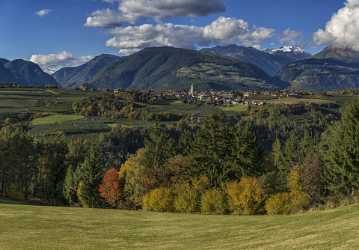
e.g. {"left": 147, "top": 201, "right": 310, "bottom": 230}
{"left": 3, "top": 45, "right": 359, "bottom": 91}
{"left": 201, "top": 45, "right": 310, "bottom": 76}
{"left": 0, "top": 59, "right": 57, "bottom": 86}
{"left": 54, "top": 47, "right": 287, "bottom": 91}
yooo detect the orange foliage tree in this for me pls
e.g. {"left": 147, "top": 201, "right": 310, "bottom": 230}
{"left": 99, "top": 168, "right": 121, "bottom": 208}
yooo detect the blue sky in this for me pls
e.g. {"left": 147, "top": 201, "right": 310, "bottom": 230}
{"left": 0, "top": 0, "right": 349, "bottom": 71}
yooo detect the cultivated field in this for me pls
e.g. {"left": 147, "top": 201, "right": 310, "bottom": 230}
{"left": 0, "top": 203, "right": 358, "bottom": 250}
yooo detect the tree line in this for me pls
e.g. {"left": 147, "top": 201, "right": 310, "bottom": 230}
{"left": 1, "top": 100, "right": 359, "bottom": 215}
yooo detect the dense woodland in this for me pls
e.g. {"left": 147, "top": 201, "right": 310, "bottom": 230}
{"left": 1, "top": 95, "right": 359, "bottom": 216}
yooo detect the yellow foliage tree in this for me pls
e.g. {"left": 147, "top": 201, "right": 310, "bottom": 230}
{"left": 174, "top": 183, "right": 200, "bottom": 213}
{"left": 201, "top": 189, "right": 227, "bottom": 214}
{"left": 143, "top": 187, "right": 174, "bottom": 212}
{"left": 265, "top": 167, "right": 310, "bottom": 215}
{"left": 226, "top": 177, "right": 264, "bottom": 215}
{"left": 119, "top": 149, "right": 156, "bottom": 208}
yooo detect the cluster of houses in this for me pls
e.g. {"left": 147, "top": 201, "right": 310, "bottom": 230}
{"left": 111, "top": 84, "right": 312, "bottom": 107}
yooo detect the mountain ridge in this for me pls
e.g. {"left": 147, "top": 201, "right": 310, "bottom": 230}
{"left": 201, "top": 45, "right": 310, "bottom": 76}
{"left": 54, "top": 46, "right": 287, "bottom": 91}
{"left": 0, "top": 59, "right": 57, "bottom": 86}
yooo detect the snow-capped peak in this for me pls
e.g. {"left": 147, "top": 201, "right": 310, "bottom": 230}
{"left": 268, "top": 46, "right": 304, "bottom": 54}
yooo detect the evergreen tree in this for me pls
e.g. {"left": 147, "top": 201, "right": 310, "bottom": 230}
{"left": 77, "top": 143, "right": 107, "bottom": 207}
{"left": 321, "top": 100, "right": 359, "bottom": 196}
{"left": 63, "top": 167, "right": 75, "bottom": 205}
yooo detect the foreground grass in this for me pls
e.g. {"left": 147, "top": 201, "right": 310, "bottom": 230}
{"left": 0, "top": 204, "right": 358, "bottom": 249}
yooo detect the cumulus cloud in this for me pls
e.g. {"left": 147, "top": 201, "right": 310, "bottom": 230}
{"left": 30, "top": 51, "right": 93, "bottom": 73}
{"left": 280, "top": 28, "right": 302, "bottom": 46}
{"left": 106, "top": 16, "right": 274, "bottom": 55}
{"left": 35, "top": 9, "right": 52, "bottom": 17}
{"left": 314, "top": 0, "right": 359, "bottom": 50}
{"left": 86, "top": 0, "right": 225, "bottom": 27}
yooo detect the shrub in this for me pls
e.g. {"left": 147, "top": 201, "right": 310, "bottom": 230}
{"left": 265, "top": 191, "right": 310, "bottom": 215}
{"left": 226, "top": 177, "right": 264, "bottom": 215}
{"left": 174, "top": 183, "right": 200, "bottom": 213}
{"left": 143, "top": 187, "right": 174, "bottom": 212}
{"left": 265, "top": 192, "right": 292, "bottom": 215}
{"left": 290, "top": 191, "right": 310, "bottom": 213}
{"left": 201, "top": 189, "right": 227, "bottom": 215}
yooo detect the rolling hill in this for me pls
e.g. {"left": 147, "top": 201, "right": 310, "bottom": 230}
{"left": 54, "top": 47, "right": 287, "bottom": 91}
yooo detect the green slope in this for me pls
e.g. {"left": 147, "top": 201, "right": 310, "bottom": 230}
{"left": 314, "top": 47, "right": 359, "bottom": 64}
{"left": 0, "top": 203, "right": 358, "bottom": 249}
{"left": 89, "top": 47, "right": 286, "bottom": 91}
{"left": 280, "top": 58, "right": 359, "bottom": 91}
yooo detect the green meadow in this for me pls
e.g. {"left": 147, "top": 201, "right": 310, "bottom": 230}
{"left": 0, "top": 203, "right": 358, "bottom": 250}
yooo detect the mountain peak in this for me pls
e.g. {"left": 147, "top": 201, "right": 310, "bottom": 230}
{"left": 268, "top": 46, "right": 305, "bottom": 54}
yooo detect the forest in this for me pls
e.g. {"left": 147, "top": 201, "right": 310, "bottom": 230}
{"left": 0, "top": 90, "right": 359, "bottom": 216}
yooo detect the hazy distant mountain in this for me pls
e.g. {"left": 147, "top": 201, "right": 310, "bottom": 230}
{"left": 87, "top": 47, "right": 287, "bottom": 91}
{"left": 201, "top": 45, "right": 310, "bottom": 76}
{"left": 314, "top": 47, "right": 359, "bottom": 64}
{"left": 53, "top": 54, "right": 121, "bottom": 88}
{"left": 0, "top": 59, "right": 57, "bottom": 86}
{"left": 280, "top": 58, "right": 359, "bottom": 91}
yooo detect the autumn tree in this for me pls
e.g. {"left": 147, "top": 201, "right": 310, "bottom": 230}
{"left": 99, "top": 168, "right": 121, "bottom": 208}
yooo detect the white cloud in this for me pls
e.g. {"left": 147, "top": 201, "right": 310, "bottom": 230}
{"left": 86, "top": 0, "right": 225, "bottom": 27}
{"left": 280, "top": 28, "right": 302, "bottom": 45}
{"left": 314, "top": 0, "right": 359, "bottom": 50}
{"left": 106, "top": 16, "right": 274, "bottom": 55}
{"left": 35, "top": 9, "right": 52, "bottom": 17}
{"left": 30, "top": 51, "right": 93, "bottom": 73}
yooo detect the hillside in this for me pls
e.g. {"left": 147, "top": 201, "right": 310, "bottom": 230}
{"left": 0, "top": 203, "right": 358, "bottom": 249}
{"left": 0, "top": 59, "right": 57, "bottom": 86}
{"left": 88, "top": 47, "right": 286, "bottom": 91}
{"left": 280, "top": 58, "right": 359, "bottom": 91}
{"left": 314, "top": 47, "right": 359, "bottom": 64}
{"left": 202, "top": 45, "right": 310, "bottom": 76}
{"left": 53, "top": 54, "right": 121, "bottom": 88}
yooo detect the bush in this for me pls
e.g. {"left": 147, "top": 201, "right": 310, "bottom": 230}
{"left": 265, "top": 191, "right": 310, "bottom": 215}
{"left": 174, "top": 183, "right": 200, "bottom": 213}
{"left": 265, "top": 192, "right": 292, "bottom": 215}
{"left": 143, "top": 187, "right": 174, "bottom": 212}
{"left": 226, "top": 177, "right": 264, "bottom": 215}
{"left": 201, "top": 189, "right": 227, "bottom": 215}
{"left": 290, "top": 191, "right": 310, "bottom": 213}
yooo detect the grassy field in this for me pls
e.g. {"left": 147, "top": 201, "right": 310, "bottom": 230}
{"left": 265, "top": 97, "right": 334, "bottom": 105}
{"left": 220, "top": 104, "right": 248, "bottom": 113}
{"left": 32, "top": 114, "right": 84, "bottom": 125}
{"left": 0, "top": 203, "right": 358, "bottom": 249}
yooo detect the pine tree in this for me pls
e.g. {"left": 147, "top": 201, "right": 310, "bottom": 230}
{"left": 63, "top": 167, "right": 75, "bottom": 205}
{"left": 321, "top": 100, "right": 359, "bottom": 196}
